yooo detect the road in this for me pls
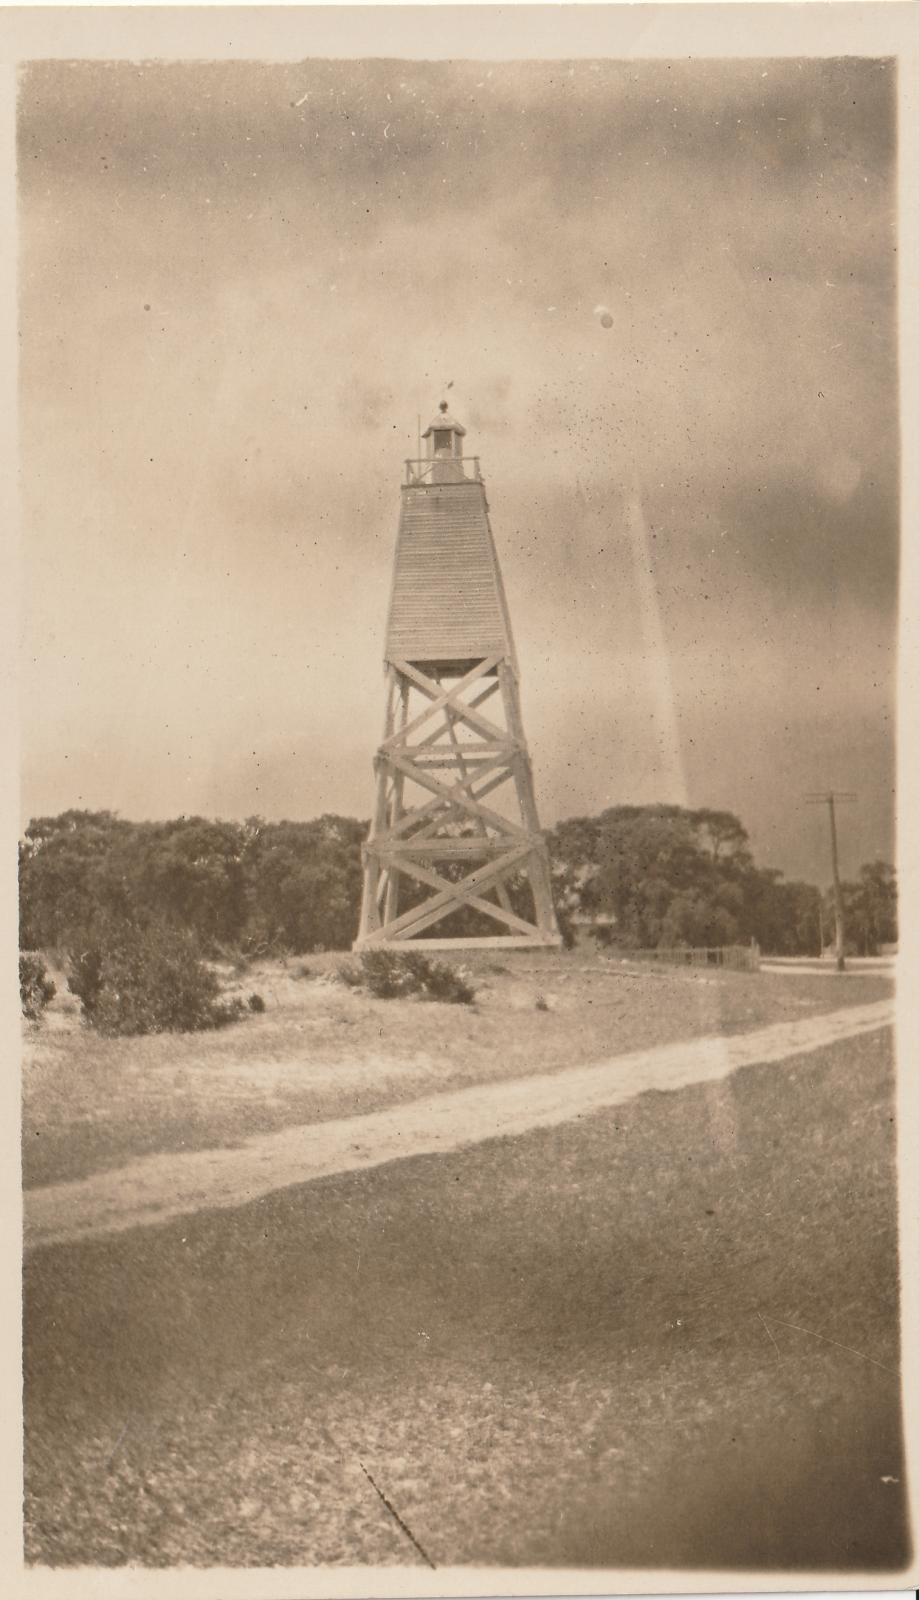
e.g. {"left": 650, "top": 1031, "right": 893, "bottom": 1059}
{"left": 24, "top": 998, "right": 893, "bottom": 1248}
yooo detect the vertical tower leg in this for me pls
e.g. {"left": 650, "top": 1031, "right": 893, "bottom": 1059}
{"left": 497, "top": 660, "right": 559, "bottom": 941}
{"left": 357, "top": 667, "right": 399, "bottom": 943}
{"left": 382, "top": 679, "right": 408, "bottom": 927}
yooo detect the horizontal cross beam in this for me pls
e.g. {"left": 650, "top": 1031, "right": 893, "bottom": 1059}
{"left": 360, "top": 935, "right": 558, "bottom": 951}
{"left": 369, "top": 836, "right": 513, "bottom": 857}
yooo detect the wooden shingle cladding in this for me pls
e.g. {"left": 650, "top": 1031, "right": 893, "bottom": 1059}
{"left": 385, "top": 480, "right": 517, "bottom": 673}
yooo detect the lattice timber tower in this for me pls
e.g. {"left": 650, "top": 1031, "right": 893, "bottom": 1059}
{"left": 355, "top": 403, "right": 561, "bottom": 952}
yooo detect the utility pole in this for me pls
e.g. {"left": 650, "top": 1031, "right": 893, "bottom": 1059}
{"left": 805, "top": 791, "right": 856, "bottom": 972}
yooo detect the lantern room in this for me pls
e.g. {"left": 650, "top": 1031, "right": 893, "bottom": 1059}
{"left": 422, "top": 401, "right": 467, "bottom": 482}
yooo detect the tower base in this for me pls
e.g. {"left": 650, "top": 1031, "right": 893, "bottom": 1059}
{"left": 354, "top": 653, "right": 561, "bottom": 952}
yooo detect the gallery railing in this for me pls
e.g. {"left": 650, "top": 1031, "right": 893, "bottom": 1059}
{"left": 403, "top": 456, "right": 483, "bottom": 486}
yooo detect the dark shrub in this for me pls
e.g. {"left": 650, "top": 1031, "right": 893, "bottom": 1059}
{"left": 20, "top": 954, "right": 56, "bottom": 1021}
{"left": 248, "top": 992, "right": 266, "bottom": 1013}
{"left": 66, "top": 919, "right": 245, "bottom": 1036}
{"left": 343, "top": 950, "right": 475, "bottom": 1005}
{"left": 358, "top": 950, "right": 413, "bottom": 999}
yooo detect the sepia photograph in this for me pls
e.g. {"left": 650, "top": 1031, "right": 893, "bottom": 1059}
{"left": 8, "top": 2, "right": 918, "bottom": 1591}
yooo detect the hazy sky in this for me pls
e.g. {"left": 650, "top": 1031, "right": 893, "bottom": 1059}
{"left": 18, "top": 55, "right": 897, "bottom": 883}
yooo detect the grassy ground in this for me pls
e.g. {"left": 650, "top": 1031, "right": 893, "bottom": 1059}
{"left": 22, "top": 951, "right": 893, "bottom": 1188}
{"left": 24, "top": 1024, "right": 907, "bottom": 1569}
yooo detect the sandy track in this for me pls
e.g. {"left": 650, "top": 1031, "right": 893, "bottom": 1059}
{"left": 24, "top": 998, "right": 893, "bottom": 1250}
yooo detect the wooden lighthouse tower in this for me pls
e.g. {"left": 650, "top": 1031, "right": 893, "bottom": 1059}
{"left": 354, "top": 403, "right": 560, "bottom": 951}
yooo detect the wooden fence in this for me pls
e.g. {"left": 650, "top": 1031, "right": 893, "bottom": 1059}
{"left": 624, "top": 944, "right": 761, "bottom": 973}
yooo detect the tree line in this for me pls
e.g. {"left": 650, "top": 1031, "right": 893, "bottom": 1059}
{"left": 546, "top": 805, "right": 897, "bottom": 958}
{"left": 19, "top": 805, "right": 897, "bottom": 960}
{"left": 19, "top": 811, "right": 365, "bottom": 957}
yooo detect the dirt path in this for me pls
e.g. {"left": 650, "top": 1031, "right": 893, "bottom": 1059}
{"left": 24, "top": 998, "right": 893, "bottom": 1250}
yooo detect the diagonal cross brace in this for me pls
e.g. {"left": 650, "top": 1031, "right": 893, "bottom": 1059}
{"left": 404, "top": 768, "right": 514, "bottom": 842}
{"left": 384, "top": 750, "right": 529, "bottom": 841}
{"left": 362, "top": 843, "right": 531, "bottom": 943}
{"left": 385, "top": 852, "right": 540, "bottom": 939}
{"left": 388, "top": 658, "right": 508, "bottom": 747}
{"left": 373, "top": 754, "right": 513, "bottom": 845}
{"left": 382, "top": 656, "right": 500, "bottom": 750}
{"left": 412, "top": 680, "right": 502, "bottom": 754}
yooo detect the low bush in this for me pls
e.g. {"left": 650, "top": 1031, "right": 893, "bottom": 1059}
{"left": 335, "top": 961, "right": 364, "bottom": 989}
{"left": 416, "top": 956, "right": 476, "bottom": 1005}
{"left": 338, "top": 950, "right": 476, "bottom": 1005}
{"left": 20, "top": 954, "right": 56, "bottom": 1021}
{"left": 66, "top": 940, "right": 105, "bottom": 1020}
{"left": 66, "top": 919, "right": 248, "bottom": 1036}
{"left": 248, "top": 992, "right": 266, "bottom": 1013}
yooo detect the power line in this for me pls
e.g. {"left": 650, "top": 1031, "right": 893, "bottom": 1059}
{"left": 805, "top": 791, "right": 856, "bottom": 971}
